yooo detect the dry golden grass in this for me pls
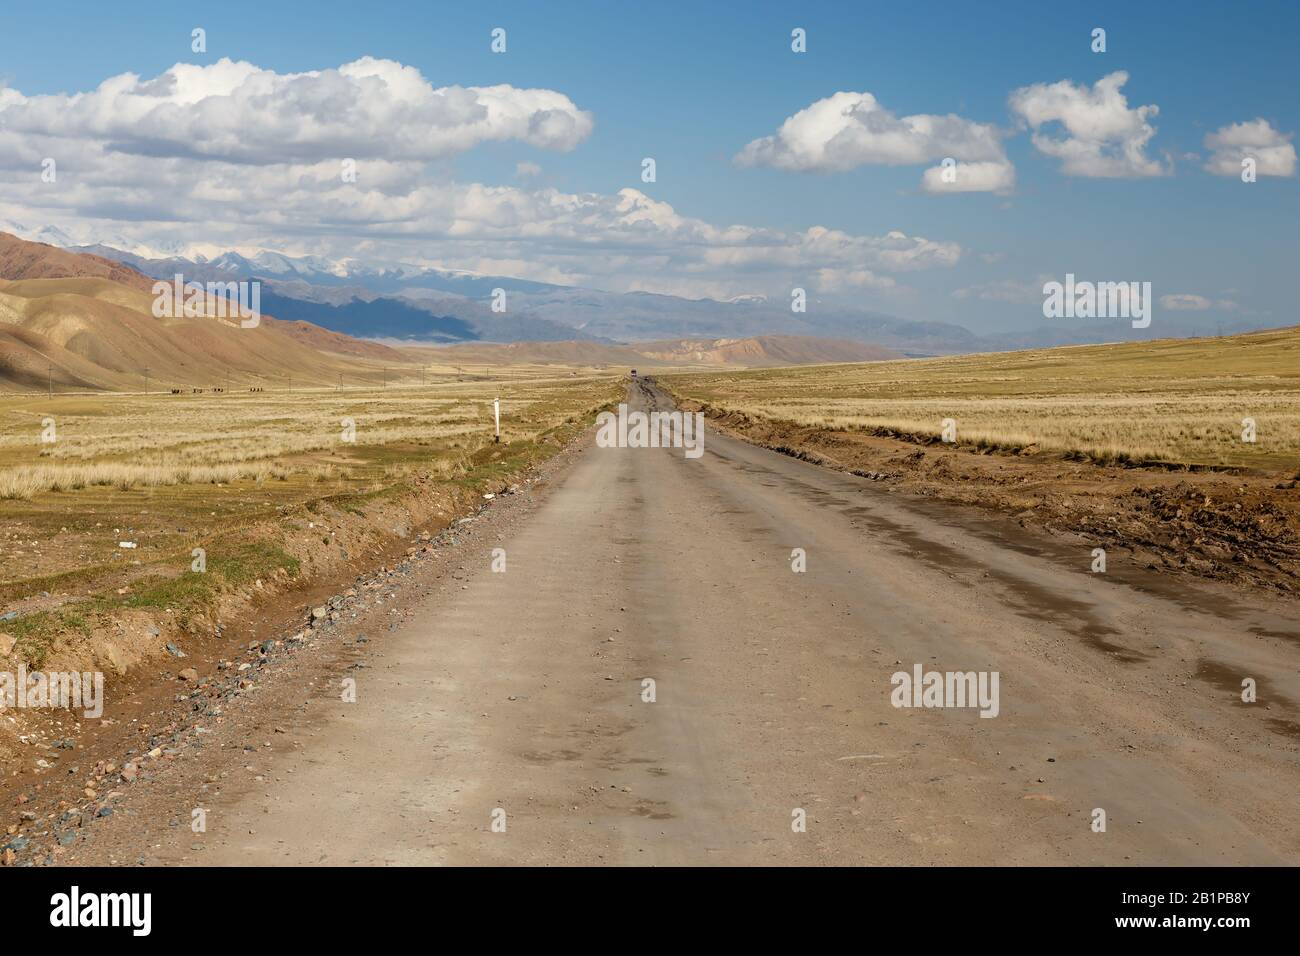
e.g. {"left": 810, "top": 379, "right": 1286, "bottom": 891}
{"left": 663, "top": 327, "right": 1300, "bottom": 470}
{"left": 0, "top": 371, "right": 622, "bottom": 614}
{"left": 0, "top": 461, "right": 289, "bottom": 499}
{"left": 0, "top": 374, "right": 619, "bottom": 499}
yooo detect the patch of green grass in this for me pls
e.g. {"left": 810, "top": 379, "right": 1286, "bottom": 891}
{"left": 74, "top": 541, "right": 302, "bottom": 626}
{"left": 0, "top": 564, "right": 111, "bottom": 605}
{"left": 5, "top": 610, "right": 93, "bottom": 668}
{"left": 326, "top": 482, "right": 409, "bottom": 511}
{"left": 0, "top": 380, "right": 622, "bottom": 665}
{"left": 460, "top": 426, "right": 571, "bottom": 488}
{"left": 207, "top": 541, "right": 300, "bottom": 587}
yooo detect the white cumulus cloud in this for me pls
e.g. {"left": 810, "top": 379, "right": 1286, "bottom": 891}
{"left": 735, "top": 90, "right": 1013, "bottom": 193}
{"left": 1203, "top": 119, "right": 1296, "bottom": 177}
{"left": 0, "top": 57, "right": 594, "bottom": 164}
{"left": 0, "top": 60, "right": 971, "bottom": 300}
{"left": 920, "top": 159, "right": 1016, "bottom": 194}
{"left": 1009, "top": 71, "right": 1167, "bottom": 178}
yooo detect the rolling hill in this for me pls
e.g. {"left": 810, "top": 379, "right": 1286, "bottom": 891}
{"left": 407, "top": 335, "right": 902, "bottom": 369}
{"left": 632, "top": 335, "right": 902, "bottom": 367}
{"left": 0, "top": 232, "right": 155, "bottom": 291}
{"left": 0, "top": 233, "right": 909, "bottom": 392}
{"left": 0, "top": 234, "right": 415, "bottom": 392}
{"left": 77, "top": 241, "right": 977, "bottom": 351}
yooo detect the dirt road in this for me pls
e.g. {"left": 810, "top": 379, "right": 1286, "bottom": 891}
{"left": 67, "top": 380, "right": 1300, "bottom": 865}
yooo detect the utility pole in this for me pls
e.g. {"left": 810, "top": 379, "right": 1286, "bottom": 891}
{"left": 48, "top": 363, "right": 52, "bottom": 398}
{"left": 337, "top": 372, "right": 342, "bottom": 391}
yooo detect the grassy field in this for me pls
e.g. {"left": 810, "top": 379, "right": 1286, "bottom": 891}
{"left": 662, "top": 327, "right": 1300, "bottom": 471}
{"left": 0, "top": 373, "right": 615, "bottom": 493}
{"left": 0, "top": 371, "right": 622, "bottom": 662}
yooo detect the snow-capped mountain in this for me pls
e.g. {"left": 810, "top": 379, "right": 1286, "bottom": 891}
{"left": 6, "top": 228, "right": 1235, "bottom": 354}
{"left": 0, "top": 220, "right": 79, "bottom": 250}
{"left": 203, "top": 250, "right": 347, "bottom": 279}
{"left": 0, "top": 220, "right": 212, "bottom": 260}
{"left": 67, "top": 240, "right": 978, "bottom": 350}
{"left": 81, "top": 242, "right": 573, "bottom": 297}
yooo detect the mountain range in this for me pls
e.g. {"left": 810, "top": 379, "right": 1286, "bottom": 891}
{"left": 0, "top": 222, "right": 1287, "bottom": 359}
{"left": 0, "top": 233, "right": 910, "bottom": 392}
{"left": 69, "top": 238, "right": 1273, "bottom": 355}
{"left": 54, "top": 234, "right": 975, "bottom": 352}
{"left": 0, "top": 233, "right": 411, "bottom": 392}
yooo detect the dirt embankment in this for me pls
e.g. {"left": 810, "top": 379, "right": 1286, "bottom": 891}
{"left": 0, "top": 424, "right": 590, "bottom": 809}
{"left": 0, "top": 456, "right": 574, "bottom": 868}
{"left": 669, "top": 392, "right": 1300, "bottom": 596}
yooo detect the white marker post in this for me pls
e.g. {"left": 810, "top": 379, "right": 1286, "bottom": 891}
{"left": 493, "top": 397, "right": 501, "bottom": 442}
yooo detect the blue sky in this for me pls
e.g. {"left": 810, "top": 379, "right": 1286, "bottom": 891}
{"left": 0, "top": 0, "right": 1295, "bottom": 332}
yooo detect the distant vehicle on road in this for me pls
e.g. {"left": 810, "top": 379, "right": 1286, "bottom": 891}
{"left": 630, "top": 369, "right": 637, "bottom": 377}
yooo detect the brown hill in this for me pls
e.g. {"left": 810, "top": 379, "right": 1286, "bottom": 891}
{"left": 0, "top": 233, "right": 414, "bottom": 392}
{"left": 632, "top": 335, "right": 903, "bottom": 367}
{"left": 275, "top": 319, "right": 408, "bottom": 362}
{"left": 0, "top": 276, "right": 409, "bottom": 392}
{"left": 403, "top": 340, "right": 653, "bottom": 368}
{"left": 0, "top": 233, "right": 904, "bottom": 389}
{"left": 0, "top": 232, "right": 155, "bottom": 292}
{"left": 405, "top": 334, "right": 902, "bottom": 370}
